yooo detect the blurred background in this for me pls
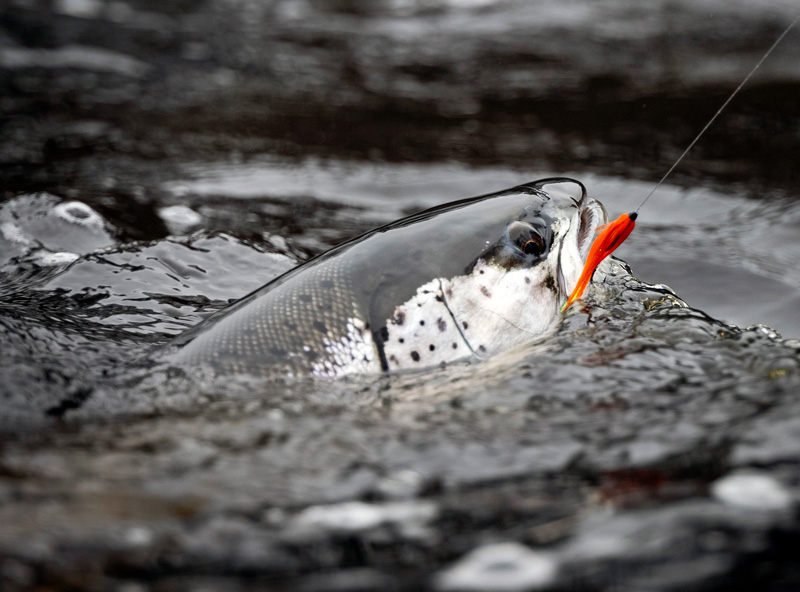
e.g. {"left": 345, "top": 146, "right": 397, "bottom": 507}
{"left": 3, "top": 0, "right": 799, "bottom": 198}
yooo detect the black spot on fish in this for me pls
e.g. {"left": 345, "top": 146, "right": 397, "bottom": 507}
{"left": 429, "top": 344, "right": 435, "bottom": 351}
{"left": 446, "top": 287, "right": 454, "bottom": 298}
{"left": 313, "top": 321, "right": 328, "bottom": 334}
{"left": 393, "top": 311, "right": 406, "bottom": 326}
{"left": 411, "top": 351, "right": 420, "bottom": 362}
{"left": 479, "top": 269, "right": 484, "bottom": 274}
{"left": 284, "top": 321, "right": 297, "bottom": 330}
{"left": 480, "top": 285, "right": 492, "bottom": 298}
{"left": 303, "top": 349, "right": 319, "bottom": 361}
{"left": 437, "top": 318, "right": 447, "bottom": 332}
{"left": 435, "top": 294, "right": 444, "bottom": 302}
{"left": 478, "top": 345, "right": 487, "bottom": 353}
{"left": 463, "top": 321, "right": 469, "bottom": 330}
{"left": 399, "top": 338, "right": 405, "bottom": 343}
{"left": 379, "top": 327, "right": 390, "bottom": 342}
{"left": 320, "top": 279, "right": 334, "bottom": 289}
{"left": 524, "top": 276, "right": 531, "bottom": 284}
{"left": 452, "top": 342, "right": 458, "bottom": 349}
{"left": 420, "top": 320, "right": 425, "bottom": 326}
{"left": 299, "top": 293, "right": 312, "bottom": 303}
{"left": 543, "top": 275, "right": 557, "bottom": 292}
{"left": 389, "top": 354, "right": 399, "bottom": 364}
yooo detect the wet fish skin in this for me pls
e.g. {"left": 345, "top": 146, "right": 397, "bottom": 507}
{"left": 161, "top": 178, "right": 605, "bottom": 377}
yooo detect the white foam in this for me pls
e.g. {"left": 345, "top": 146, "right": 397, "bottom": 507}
{"left": 35, "top": 251, "right": 80, "bottom": 266}
{"left": 52, "top": 201, "right": 106, "bottom": 229}
{"left": 712, "top": 472, "right": 793, "bottom": 511}
{"left": 436, "top": 542, "right": 557, "bottom": 592}
{"left": 288, "top": 500, "right": 437, "bottom": 537}
{"left": 158, "top": 205, "right": 203, "bottom": 235}
{"left": 0, "top": 222, "right": 31, "bottom": 246}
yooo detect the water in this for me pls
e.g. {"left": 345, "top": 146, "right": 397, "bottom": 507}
{"left": 2, "top": 160, "right": 800, "bottom": 590}
{"left": 2, "top": 1, "right": 800, "bottom": 590}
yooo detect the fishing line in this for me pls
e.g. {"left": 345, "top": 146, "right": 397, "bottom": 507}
{"left": 562, "top": 12, "right": 799, "bottom": 311}
{"left": 636, "top": 11, "right": 800, "bottom": 213}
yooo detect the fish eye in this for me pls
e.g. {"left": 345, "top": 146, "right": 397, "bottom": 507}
{"left": 521, "top": 236, "right": 544, "bottom": 256}
{"left": 507, "top": 221, "right": 546, "bottom": 257}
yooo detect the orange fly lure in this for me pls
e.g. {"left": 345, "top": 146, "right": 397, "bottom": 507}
{"left": 561, "top": 212, "right": 636, "bottom": 311}
{"left": 560, "top": 12, "right": 799, "bottom": 312}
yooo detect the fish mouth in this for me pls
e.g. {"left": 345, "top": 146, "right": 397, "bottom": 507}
{"left": 556, "top": 196, "right": 607, "bottom": 299}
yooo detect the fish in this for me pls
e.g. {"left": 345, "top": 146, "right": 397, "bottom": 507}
{"left": 160, "top": 178, "right": 607, "bottom": 378}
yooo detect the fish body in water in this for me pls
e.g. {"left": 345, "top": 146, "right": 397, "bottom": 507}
{"left": 162, "top": 178, "right": 606, "bottom": 377}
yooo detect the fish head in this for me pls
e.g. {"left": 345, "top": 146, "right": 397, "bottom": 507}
{"left": 432, "top": 178, "right": 607, "bottom": 357}
{"left": 502, "top": 178, "right": 608, "bottom": 304}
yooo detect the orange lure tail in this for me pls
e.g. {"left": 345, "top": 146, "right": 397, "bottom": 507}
{"left": 561, "top": 212, "right": 637, "bottom": 311}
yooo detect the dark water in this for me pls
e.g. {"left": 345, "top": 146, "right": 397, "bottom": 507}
{"left": 2, "top": 1, "right": 800, "bottom": 591}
